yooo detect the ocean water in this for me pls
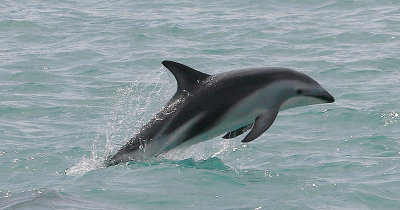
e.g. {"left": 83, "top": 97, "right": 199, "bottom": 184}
{"left": 1, "top": 0, "right": 399, "bottom": 209}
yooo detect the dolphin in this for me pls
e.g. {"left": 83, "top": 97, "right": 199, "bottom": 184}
{"left": 106, "top": 61, "right": 334, "bottom": 166}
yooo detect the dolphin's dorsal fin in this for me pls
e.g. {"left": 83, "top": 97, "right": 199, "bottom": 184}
{"left": 162, "top": 60, "right": 210, "bottom": 93}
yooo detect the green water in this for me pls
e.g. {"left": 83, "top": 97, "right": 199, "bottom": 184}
{"left": 1, "top": 0, "right": 399, "bottom": 209}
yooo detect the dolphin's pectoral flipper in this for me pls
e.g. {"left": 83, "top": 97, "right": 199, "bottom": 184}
{"left": 241, "top": 109, "right": 279, "bottom": 143}
{"left": 222, "top": 123, "right": 254, "bottom": 139}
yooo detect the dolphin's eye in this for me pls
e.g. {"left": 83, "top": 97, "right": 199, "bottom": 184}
{"left": 296, "top": 89, "right": 303, "bottom": 95}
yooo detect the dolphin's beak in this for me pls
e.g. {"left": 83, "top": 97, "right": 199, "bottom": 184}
{"left": 303, "top": 89, "right": 335, "bottom": 103}
{"left": 316, "top": 91, "right": 335, "bottom": 103}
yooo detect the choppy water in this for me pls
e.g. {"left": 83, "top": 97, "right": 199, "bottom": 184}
{"left": 1, "top": 0, "right": 400, "bottom": 209}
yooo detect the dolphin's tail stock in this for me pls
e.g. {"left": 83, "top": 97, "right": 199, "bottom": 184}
{"left": 104, "top": 157, "right": 115, "bottom": 167}
{"left": 105, "top": 138, "right": 143, "bottom": 167}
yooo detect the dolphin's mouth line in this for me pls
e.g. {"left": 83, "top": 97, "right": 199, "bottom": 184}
{"left": 312, "top": 92, "right": 335, "bottom": 103}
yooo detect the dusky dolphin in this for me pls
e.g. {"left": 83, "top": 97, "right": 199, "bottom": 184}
{"left": 107, "top": 61, "right": 334, "bottom": 166}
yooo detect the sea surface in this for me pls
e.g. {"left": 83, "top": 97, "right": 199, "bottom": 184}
{"left": 1, "top": 0, "right": 399, "bottom": 209}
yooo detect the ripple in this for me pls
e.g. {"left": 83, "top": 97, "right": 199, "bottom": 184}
{"left": 0, "top": 189, "right": 117, "bottom": 209}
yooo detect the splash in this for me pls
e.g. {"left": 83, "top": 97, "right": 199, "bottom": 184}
{"left": 65, "top": 157, "right": 104, "bottom": 175}
{"left": 100, "top": 66, "right": 175, "bottom": 156}
{"left": 381, "top": 111, "right": 398, "bottom": 126}
{"left": 66, "top": 66, "right": 175, "bottom": 175}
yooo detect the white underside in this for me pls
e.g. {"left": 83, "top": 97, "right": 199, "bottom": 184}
{"left": 280, "top": 96, "right": 326, "bottom": 111}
